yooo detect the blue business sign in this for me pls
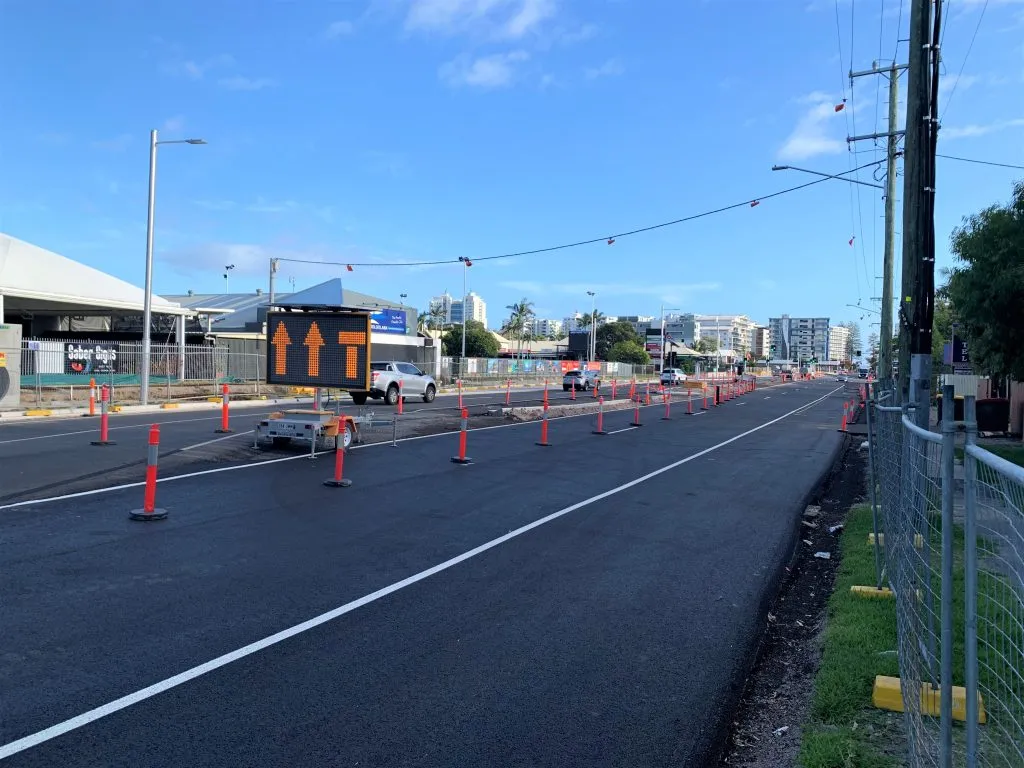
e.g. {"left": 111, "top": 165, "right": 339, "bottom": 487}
{"left": 370, "top": 309, "right": 407, "bottom": 335}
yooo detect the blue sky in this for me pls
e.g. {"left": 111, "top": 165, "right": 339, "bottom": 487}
{"left": 2, "top": 0, "right": 1022, "bottom": 336}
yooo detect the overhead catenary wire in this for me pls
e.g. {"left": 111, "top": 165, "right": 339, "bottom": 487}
{"left": 835, "top": 0, "right": 864, "bottom": 300}
{"left": 274, "top": 159, "right": 886, "bottom": 270}
{"left": 939, "top": 0, "right": 988, "bottom": 123}
{"left": 936, "top": 153, "right": 1024, "bottom": 170}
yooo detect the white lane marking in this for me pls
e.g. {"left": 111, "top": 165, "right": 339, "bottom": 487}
{"left": 0, "top": 386, "right": 831, "bottom": 511}
{"left": 606, "top": 426, "right": 638, "bottom": 435}
{"left": 0, "top": 385, "right": 842, "bottom": 760}
{"left": 179, "top": 431, "right": 254, "bottom": 452}
{"left": 0, "top": 414, "right": 273, "bottom": 446}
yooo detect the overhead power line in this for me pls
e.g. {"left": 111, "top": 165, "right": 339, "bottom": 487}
{"left": 937, "top": 153, "right": 1024, "bottom": 170}
{"left": 274, "top": 159, "right": 885, "bottom": 270}
{"left": 940, "top": 0, "right": 988, "bottom": 123}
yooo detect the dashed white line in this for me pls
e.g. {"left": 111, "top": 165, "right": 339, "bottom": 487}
{"left": 606, "top": 426, "right": 638, "bottom": 435}
{"left": 179, "top": 431, "right": 254, "bottom": 452}
{"left": 0, "top": 385, "right": 843, "bottom": 760}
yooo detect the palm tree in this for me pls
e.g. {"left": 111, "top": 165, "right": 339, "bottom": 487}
{"left": 417, "top": 311, "right": 430, "bottom": 334}
{"left": 504, "top": 297, "right": 535, "bottom": 362}
{"left": 429, "top": 304, "right": 447, "bottom": 332}
{"left": 576, "top": 310, "right": 606, "bottom": 330}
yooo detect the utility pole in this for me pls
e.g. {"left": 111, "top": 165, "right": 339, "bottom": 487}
{"left": 848, "top": 62, "right": 907, "bottom": 385}
{"left": 268, "top": 257, "right": 279, "bottom": 307}
{"left": 901, "top": 0, "right": 938, "bottom": 423}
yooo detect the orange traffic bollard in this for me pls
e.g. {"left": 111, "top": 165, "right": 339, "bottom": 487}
{"left": 662, "top": 391, "right": 672, "bottom": 420}
{"left": 91, "top": 385, "right": 116, "bottom": 446}
{"left": 593, "top": 396, "right": 608, "bottom": 435}
{"left": 451, "top": 408, "right": 472, "bottom": 464}
{"left": 130, "top": 425, "right": 167, "bottom": 521}
{"left": 631, "top": 396, "right": 643, "bottom": 427}
{"left": 216, "top": 384, "right": 232, "bottom": 433}
{"left": 505, "top": 379, "right": 512, "bottom": 406}
{"left": 324, "top": 420, "right": 352, "bottom": 487}
{"left": 87, "top": 378, "right": 97, "bottom": 417}
{"left": 397, "top": 379, "right": 404, "bottom": 415}
{"left": 536, "top": 402, "right": 551, "bottom": 446}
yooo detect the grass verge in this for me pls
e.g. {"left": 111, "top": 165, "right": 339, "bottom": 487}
{"left": 798, "top": 504, "right": 905, "bottom": 768}
{"left": 955, "top": 442, "right": 1024, "bottom": 468}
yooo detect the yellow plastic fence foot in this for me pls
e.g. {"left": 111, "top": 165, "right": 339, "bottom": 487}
{"left": 160, "top": 403, "right": 180, "bottom": 409}
{"left": 872, "top": 675, "right": 987, "bottom": 723}
{"left": 868, "top": 532, "right": 924, "bottom": 548}
{"left": 850, "top": 585, "right": 894, "bottom": 599}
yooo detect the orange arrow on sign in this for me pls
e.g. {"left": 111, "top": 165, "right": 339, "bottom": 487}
{"left": 338, "top": 330, "right": 366, "bottom": 378}
{"left": 272, "top": 322, "right": 292, "bottom": 376}
{"left": 304, "top": 322, "right": 325, "bottom": 377}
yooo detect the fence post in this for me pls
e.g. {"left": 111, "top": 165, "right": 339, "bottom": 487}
{"left": 963, "top": 394, "right": 979, "bottom": 766}
{"left": 939, "top": 383, "right": 955, "bottom": 766}
{"left": 865, "top": 383, "right": 884, "bottom": 590}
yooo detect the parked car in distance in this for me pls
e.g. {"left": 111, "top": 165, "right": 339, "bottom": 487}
{"left": 349, "top": 361, "right": 436, "bottom": 406}
{"left": 562, "top": 369, "right": 601, "bottom": 391}
{"left": 660, "top": 368, "right": 687, "bottom": 386}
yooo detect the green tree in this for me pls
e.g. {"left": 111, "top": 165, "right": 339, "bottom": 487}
{"left": 836, "top": 321, "right": 862, "bottom": 365}
{"left": 429, "top": 304, "right": 447, "bottom": 332}
{"left": 945, "top": 180, "right": 1024, "bottom": 379}
{"left": 695, "top": 336, "right": 719, "bottom": 354}
{"left": 595, "top": 320, "right": 642, "bottom": 360}
{"left": 502, "top": 297, "right": 535, "bottom": 360}
{"left": 607, "top": 340, "right": 650, "bottom": 365}
{"left": 576, "top": 310, "right": 606, "bottom": 330}
{"left": 867, "top": 331, "right": 880, "bottom": 371}
{"left": 930, "top": 291, "right": 955, "bottom": 372}
{"left": 442, "top": 320, "right": 499, "bottom": 358}
{"left": 417, "top": 311, "right": 430, "bottom": 334}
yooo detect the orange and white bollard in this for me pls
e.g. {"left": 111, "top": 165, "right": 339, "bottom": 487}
{"left": 593, "top": 396, "right": 608, "bottom": 435}
{"left": 87, "top": 378, "right": 97, "bottom": 417}
{"left": 458, "top": 379, "right": 463, "bottom": 410}
{"left": 570, "top": 380, "right": 577, "bottom": 401}
{"left": 505, "top": 379, "right": 512, "bottom": 406}
{"left": 397, "top": 379, "right": 404, "bottom": 415}
{"left": 324, "top": 420, "right": 352, "bottom": 487}
{"left": 130, "top": 425, "right": 167, "bottom": 520}
{"left": 687, "top": 395, "right": 694, "bottom": 415}
{"left": 543, "top": 379, "right": 549, "bottom": 408}
{"left": 91, "top": 385, "right": 116, "bottom": 446}
{"left": 702, "top": 391, "right": 709, "bottom": 410}
{"left": 629, "top": 379, "right": 636, "bottom": 400}
{"left": 451, "top": 408, "right": 472, "bottom": 464}
{"left": 662, "top": 391, "right": 672, "bottom": 420}
{"left": 611, "top": 379, "right": 617, "bottom": 399}
{"left": 645, "top": 382, "right": 651, "bottom": 406}
{"left": 592, "top": 378, "right": 599, "bottom": 399}
{"left": 631, "top": 395, "right": 643, "bottom": 427}
{"left": 536, "top": 401, "right": 552, "bottom": 446}
{"left": 216, "top": 384, "right": 232, "bottom": 433}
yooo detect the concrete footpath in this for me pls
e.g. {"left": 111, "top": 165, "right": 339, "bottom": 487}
{"left": 0, "top": 380, "right": 844, "bottom": 767}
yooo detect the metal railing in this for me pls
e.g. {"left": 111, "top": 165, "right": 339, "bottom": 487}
{"left": 869, "top": 383, "right": 1024, "bottom": 767}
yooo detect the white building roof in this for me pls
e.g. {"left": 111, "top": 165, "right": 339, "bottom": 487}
{"left": 0, "top": 233, "right": 188, "bottom": 315}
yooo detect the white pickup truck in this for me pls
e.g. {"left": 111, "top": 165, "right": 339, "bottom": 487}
{"left": 349, "top": 361, "right": 437, "bottom": 406}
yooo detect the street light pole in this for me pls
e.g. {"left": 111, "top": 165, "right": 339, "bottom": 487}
{"left": 458, "top": 257, "right": 472, "bottom": 365}
{"left": 586, "top": 291, "right": 596, "bottom": 363}
{"left": 140, "top": 129, "right": 206, "bottom": 406}
{"left": 224, "top": 264, "right": 235, "bottom": 293}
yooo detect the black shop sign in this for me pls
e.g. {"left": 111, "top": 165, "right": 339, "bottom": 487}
{"left": 65, "top": 343, "right": 118, "bottom": 375}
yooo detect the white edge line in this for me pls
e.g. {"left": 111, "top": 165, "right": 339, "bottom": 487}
{"left": 606, "top": 426, "right": 638, "bottom": 435}
{"left": 0, "top": 381, "right": 819, "bottom": 511}
{"left": 179, "top": 430, "right": 255, "bottom": 453}
{"left": 0, "top": 385, "right": 842, "bottom": 760}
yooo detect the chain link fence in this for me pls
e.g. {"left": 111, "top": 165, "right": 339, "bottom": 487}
{"left": 869, "top": 383, "right": 1024, "bottom": 768}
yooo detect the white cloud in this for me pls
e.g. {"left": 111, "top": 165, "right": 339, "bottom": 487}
{"left": 91, "top": 134, "right": 133, "bottom": 152}
{"left": 164, "top": 54, "right": 235, "bottom": 80}
{"left": 246, "top": 198, "right": 300, "bottom": 213}
{"left": 940, "top": 117, "right": 1024, "bottom": 139}
{"left": 584, "top": 58, "right": 623, "bottom": 79}
{"left": 777, "top": 95, "right": 847, "bottom": 161}
{"left": 938, "top": 74, "right": 980, "bottom": 93}
{"left": 325, "top": 20, "right": 355, "bottom": 38}
{"left": 439, "top": 50, "right": 529, "bottom": 88}
{"left": 218, "top": 75, "right": 277, "bottom": 91}
{"left": 406, "top": 0, "right": 557, "bottom": 40}
{"left": 162, "top": 115, "right": 186, "bottom": 133}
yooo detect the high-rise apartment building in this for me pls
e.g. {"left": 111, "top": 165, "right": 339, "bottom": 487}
{"left": 428, "top": 293, "right": 454, "bottom": 324}
{"left": 769, "top": 315, "right": 830, "bottom": 362}
{"left": 450, "top": 292, "right": 487, "bottom": 328}
{"left": 694, "top": 315, "right": 756, "bottom": 354}
{"left": 752, "top": 326, "right": 771, "bottom": 359}
{"left": 529, "top": 318, "right": 563, "bottom": 338}
{"left": 828, "top": 325, "right": 851, "bottom": 362}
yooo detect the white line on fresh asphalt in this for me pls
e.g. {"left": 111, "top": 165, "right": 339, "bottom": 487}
{"left": 0, "top": 414, "right": 274, "bottom": 446}
{"left": 0, "top": 386, "right": 842, "bottom": 760}
{"left": 179, "top": 431, "right": 255, "bottom": 452}
{"left": 606, "top": 426, "right": 638, "bottom": 435}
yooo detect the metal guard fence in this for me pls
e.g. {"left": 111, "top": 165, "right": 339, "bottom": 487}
{"left": 869, "top": 385, "right": 1024, "bottom": 768}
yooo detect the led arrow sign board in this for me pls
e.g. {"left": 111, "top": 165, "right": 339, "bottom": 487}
{"left": 266, "top": 311, "right": 372, "bottom": 390}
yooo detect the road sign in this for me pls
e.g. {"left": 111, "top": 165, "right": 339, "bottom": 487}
{"left": 266, "top": 311, "right": 372, "bottom": 390}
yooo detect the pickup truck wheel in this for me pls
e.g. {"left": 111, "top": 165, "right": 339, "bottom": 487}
{"left": 385, "top": 385, "right": 400, "bottom": 406}
{"left": 422, "top": 384, "right": 436, "bottom": 403}
{"left": 350, "top": 393, "right": 368, "bottom": 405}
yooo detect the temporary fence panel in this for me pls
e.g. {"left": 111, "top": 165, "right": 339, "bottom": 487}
{"left": 869, "top": 383, "right": 1024, "bottom": 768}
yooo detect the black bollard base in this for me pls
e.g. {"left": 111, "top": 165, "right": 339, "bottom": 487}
{"left": 129, "top": 509, "right": 168, "bottom": 521}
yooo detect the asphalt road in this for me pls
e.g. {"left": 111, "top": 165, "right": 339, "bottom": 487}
{"left": 0, "top": 379, "right": 844, "bottom": 767}
{"left": 0, "top": 381, "right": 691, "bottom": 504}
